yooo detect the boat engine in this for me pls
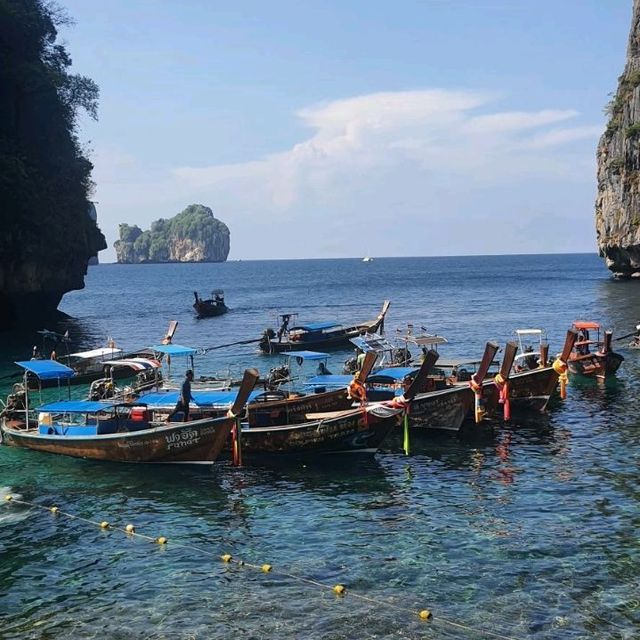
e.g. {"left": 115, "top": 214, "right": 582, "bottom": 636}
{"left": 89, "top": 378, "right": 116, "bottom": 400}
{"left": 393, "top": 348, "right": 411, "bottom": 366}
{"left": 4, "top": 384, "right": 26, "bottom": 414}
{"left": 136, "top": 369, "right": 161, "bottom": 390}
{"left": 267, "top": 365, "right": 289, "bottom": 389}
{"left": 343, "top": 357, "right": 358, "bottom": 374}
{"left": 260, "top": 328, "right": 276, "bottom": 352}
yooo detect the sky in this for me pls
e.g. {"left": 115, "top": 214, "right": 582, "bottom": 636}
{"left": 60, "top": 0, "right": 634, "bottom": 262}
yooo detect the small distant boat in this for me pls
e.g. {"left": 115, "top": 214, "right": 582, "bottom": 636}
{"left": 193, "top": 290, "right": 228, "bottom": 318}
{"left": 259, "top": 301, "right": 390, "bottom": 354}
{"left": 568, "top": 321, "right": 624, "bottom": 379}
{"left": 362, "top": 256, "right": 373, "bottom": 263}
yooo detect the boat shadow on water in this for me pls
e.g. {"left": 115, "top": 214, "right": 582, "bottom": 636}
{"left": 216, "top": 452, "right": 395, "bottom": 498}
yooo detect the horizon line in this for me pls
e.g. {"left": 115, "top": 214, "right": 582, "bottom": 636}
{"left": 93, "top": 250, "right": 600, "bottom": 264}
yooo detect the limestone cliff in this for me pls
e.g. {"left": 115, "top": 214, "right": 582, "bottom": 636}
{"left": 114, "top": 204, "right": 230, "bottom": 263}
{"left": 0, "top": 0, "right": 106, "bottom": 329}
{"left": 88, "top": 203, "right": 100, "bottom": 266}
{"left": 596, "top": 0, "right": 640, "bottom": 278}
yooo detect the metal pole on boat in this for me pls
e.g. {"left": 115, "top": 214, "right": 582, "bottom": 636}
{"left": 24, "top": 370, "right": 29, "bottom": 428}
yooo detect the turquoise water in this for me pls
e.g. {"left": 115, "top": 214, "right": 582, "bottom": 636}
{"left": 1, "top": 254, "right": 639, "bottom": 639}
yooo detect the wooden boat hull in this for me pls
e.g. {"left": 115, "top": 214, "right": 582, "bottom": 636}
{"left": 568, "top": 352, "right": 624, "bottom": 378}
{"left": 248, "top": 389, "right": 352, "bottom": 427}
{"left": 0, "top": 416, "right": 234, "bottom": 464}
{"left": 481, "top": 366, "right": 559, "bottom": 415}
{"left": 260, "top": 323, "right": 382, "bottom": 353}
{"left": 406, "top": 386, "right": 474, "bottom": 432}
{"left": 194, "top": 303, "right": 228, "bottom": 318}
{"left": 259, "top": 302, "right": 389, "bottom": 354}
{"left": 239, "top": 405, "right": 400, "bottom": 455}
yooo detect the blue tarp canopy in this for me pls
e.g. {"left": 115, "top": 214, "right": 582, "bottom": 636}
{"left": 283, "top": 350, "right": 329, "bottom": 361}
{"left": 290, "top": 321, "right": 340, "bottom": 332}
{"left": 151, "top": 344, "right": 197, "bottom": 356}
{"left": 367, "top": 367, "right": 419, "bottom": 383}
{"left": 304, "top": 374, "right": 353, "bottom": 388}
{"left": 137, "top": 389, "right": 262, "bottom": 407}
{"left": 15, "top": 360, "right": 75, "bottom": 380}
{"left": 37, "top": 400, "right": 115, "bottom": 413}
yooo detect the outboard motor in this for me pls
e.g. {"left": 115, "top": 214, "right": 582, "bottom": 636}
{"left": 260, "top": 328, "right": 276, "bottom": 353}
{"left": 343, "top": 357, "right": 358, "bottom": 374}
{"left": 4, "top": 384, "right": 26, "bottom": 414}
{"left": 267, "top": 365, "right": 289, "bottom": 389}
{"left": 89, "top": 378, "right": 115, "bottom": 400}
{"left": 523, "top": 346, "right": 537, "bottom": 370}
{"left": 393, "top": 348, "right": 411, "bottom": 366}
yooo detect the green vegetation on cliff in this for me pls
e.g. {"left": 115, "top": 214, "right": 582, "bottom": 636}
{"left": 0, "top": 0, "right": 106, "bottom": 327}
{"left": 114, "top": 204, "right": 230, "bottom": 263}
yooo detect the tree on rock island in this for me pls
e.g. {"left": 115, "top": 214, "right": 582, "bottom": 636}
{"left": 114, "top": 205, "right": 231, "bottom": 263}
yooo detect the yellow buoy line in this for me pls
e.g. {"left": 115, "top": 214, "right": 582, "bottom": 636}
{"left": 3, "top": 494, "right": 526, "bottom": 640}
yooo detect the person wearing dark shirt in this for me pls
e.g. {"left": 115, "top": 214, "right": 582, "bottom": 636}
{"left": 169, "top": 370, "right": 195, "bottom": 422}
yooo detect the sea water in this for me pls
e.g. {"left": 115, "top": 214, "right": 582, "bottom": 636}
{"left": 0, "top": 254, "right": 638, "bottom": 639}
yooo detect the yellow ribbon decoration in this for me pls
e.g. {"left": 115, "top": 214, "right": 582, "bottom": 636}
{"left": 552, "top": 358, "right": 569, "bottom": 400}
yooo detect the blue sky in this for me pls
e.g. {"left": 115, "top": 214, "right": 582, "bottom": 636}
{"left": 61, "top": 0, "right": 633, "bottom": 261}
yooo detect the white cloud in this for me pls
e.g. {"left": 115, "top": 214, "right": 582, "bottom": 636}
{"left": 95, "top": 89, "right": 601, "bottom": 260}
{"left": 173, "top": 90, "right": 597, "bottom": 212}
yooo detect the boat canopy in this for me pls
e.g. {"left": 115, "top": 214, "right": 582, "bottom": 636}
{"left": 137, "top": 389, "right": 262, "bottom": 407}
{"left": 37, "top": 400, "right": 116, "bottom": 413}
{"left": 15, "top": 360, "right": 75, "bottom": 380}
{"left": 304, "top": 374, "right": 353, "bottom": 387}
{"left": 403, "top": 334, "right": 449, "bottom": 347}
{"left": 367, "top": 367, "right": 418, "bottom": 383}
{"left": 283, "top": 350, "right": 330, "bottom": 361}
{"left": 350, "top": 333, "right": 395, "bottom": 352}
{"left": 69, "top": 347, "right": 123, "bottom": 359}
{"left": 515, "top": 329, "right": 544, "bottom": 336}
{"left": 290, "top": 321, "right": 340, "bottom": 332}
{"left": 151, "top": 344, "right": 198, "bottom": 356}
{"left": 573, "top": 321, "right": 601, "bottom": 330}
{"left": 102, "top": 358, "right": 161, "bottom": 370}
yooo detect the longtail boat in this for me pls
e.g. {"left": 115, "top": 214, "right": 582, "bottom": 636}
{"left": 481, "top": 329, "right": 578, "bottom": 418}
{"left": 193, "top": 290, "right": 228, "bottom": 318}
{"left": 567, "top": 321, "right": 624, "bottom": 378}
{"left": 137, "top": 352, "right": 380, "bottom": 427}
{"left": 25, "top": 321, "right": 178, "bottom": 390}
{"left": 0, "top": 361, "right": 259, "bottom": 464}
{"left": 239, "top": 403, "right": 402, "bottom": 456}
{"left": 259, "top": 301, "right": 390, "bottom": 354}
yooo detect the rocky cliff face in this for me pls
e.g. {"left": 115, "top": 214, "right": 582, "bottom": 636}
{"left": 88, "top": 203, "right": 100, "bottom": 266}
{"left": 114, "top": 204, "right": 230, "bottom": 263}
{"left": 0, "top": 0, "right": 106, "bottom": 330}
{"left": 596, "top": 0, "right": 640, "bottom": 278}
{"left": 0, "top": 202, "right": 105, "bottom": 329}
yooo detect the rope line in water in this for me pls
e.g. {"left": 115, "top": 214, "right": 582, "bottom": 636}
{"left": 4, "top": 494, "right": 525, "bottom": 640}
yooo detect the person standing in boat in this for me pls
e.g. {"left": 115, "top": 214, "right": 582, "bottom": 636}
{"left": 169, "top": 370, "right": 195, "bottom": 422}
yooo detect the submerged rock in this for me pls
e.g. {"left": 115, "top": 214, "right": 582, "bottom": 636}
{"left": 596, "top": 0, "right": 640, "bottom": 277}
{"left": 114, "top": 204, "right": 230, "bottom": 263}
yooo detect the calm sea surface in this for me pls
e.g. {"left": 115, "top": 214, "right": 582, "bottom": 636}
{"left": 1, "top": 254, "right": 639, "bottom": 639}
